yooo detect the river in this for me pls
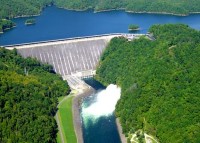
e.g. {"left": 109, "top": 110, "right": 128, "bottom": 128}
{"left": 1, "top": 6, "right": 200, "bottom": 45}
{"left": 82, "top": 79, "right": 121, "bottom": 143}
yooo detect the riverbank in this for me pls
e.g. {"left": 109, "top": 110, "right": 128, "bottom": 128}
{"left": 116, "top": 118, "right": 127, "bottom": 143}
{"left": 72, "top": 87, "right": 95, "bottom": 143}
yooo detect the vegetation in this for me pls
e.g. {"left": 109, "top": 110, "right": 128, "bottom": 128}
{"left": 57, "top": 95, "right": 77, "bottom": 143}
{"left": 0, "top": 48, "right": 70, "bottom": 143}
{"left": 25, "top": 18, "right": 36, "bottom": 25}
{"left": 0, "top": 0, "right": 52, "bottom": 19}
{"left": 128, "top": 24, "right": 140, "bottom": 31}
{"left": 0, "top": 19, "right": 15, "bottom": 33}
{"left": 95, "top": 24, "right": 200, "bottom": 143}
{"left": 1, "top": 0, "right": 200, "bottom": 20}
{"left": 54, "top": 0, "right": 200, "bottom": 15}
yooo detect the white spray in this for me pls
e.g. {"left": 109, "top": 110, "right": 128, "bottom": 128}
{"left": 82, "top": 84, "right": 121, "bottom": 125}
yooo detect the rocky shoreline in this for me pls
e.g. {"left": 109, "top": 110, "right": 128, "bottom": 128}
{"left": 72, "top": 87, "right": 95, "bottom": 143}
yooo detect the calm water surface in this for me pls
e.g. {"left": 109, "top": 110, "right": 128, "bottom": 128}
{"left": 1, "top": 6, "right": 200, "bottom": 45}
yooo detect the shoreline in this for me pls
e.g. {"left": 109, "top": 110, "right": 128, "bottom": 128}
{"left": 116, "top": 118, "right": 127, "bottom": 143}
{"left": 126, "top": 10, "right": 188, "bottom": 16}
{"left": 8, "top": 6, "right": 200, "bottom": 21}
{"left": 0, "top": 26, "right": 17, "bottom": 34}
{"left": 72, "top": 87, "right": 95, "bottom": 143}
{"left": 13, "top": 14, "right": 40, "bottom": 19}
{"left": 128, "top": 28, "right": 140, "bottom": 31}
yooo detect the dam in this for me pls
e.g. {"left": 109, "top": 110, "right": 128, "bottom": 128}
{"left": 5, "top": 34, "right": 120, "bottom": 78}
{"left": 4, "top": 33, "right": 153, "bottom": 143}
{"left": 5, "top": 33, "right": 151, "bottom": 90}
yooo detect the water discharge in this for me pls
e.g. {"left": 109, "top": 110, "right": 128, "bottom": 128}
{"left": 82, "top": 84, "right": 121, "bottom": 118}
{"left": 81, "top": 83, "right": 121, "bottom": 143}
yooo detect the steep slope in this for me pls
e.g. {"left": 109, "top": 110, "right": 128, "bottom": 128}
{"left": 95, "top": 24, "right": 200, "bottom": 143}
{"left": 0, "top": 48, "right": 70, "bottom": 143}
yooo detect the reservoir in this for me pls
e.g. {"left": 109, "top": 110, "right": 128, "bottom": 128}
{"left": 1, "top": 6, "right": 200, "bottom": 143}
{"left": 81, "top": 79, "right": 121, "bottom": 143}
{"left": 1, "top": 6, "right": 200, "bottom": 45}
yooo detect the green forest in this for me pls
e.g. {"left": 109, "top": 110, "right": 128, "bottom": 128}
{"left": 0, "top": 48, "right": 70, "bottom": 143}
{"left": 54, "top": 0, "right": 200, "bottom": 15}
{"left": 0, "top": 0, "right": 52, "bottom": 19}
{"left": 95, "top": 24, "right": 200, "bottom": 143}
{"left": 1, "top": 0, "right": 200, "bottom": 20}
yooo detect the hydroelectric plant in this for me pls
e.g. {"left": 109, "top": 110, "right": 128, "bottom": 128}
{"left": 5, "top": 33, "right": 152, "bottom": 143}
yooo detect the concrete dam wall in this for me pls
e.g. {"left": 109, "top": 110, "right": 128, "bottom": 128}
{"left": 6, "top": 34, "right": 121, "bottom": 78}
{"left": 5, "top": 33, "right": 151, "bottom": 83}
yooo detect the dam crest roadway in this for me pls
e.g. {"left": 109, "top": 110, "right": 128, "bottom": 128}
{"left": 5, "top": 33, "right": 154, "bottom": 91}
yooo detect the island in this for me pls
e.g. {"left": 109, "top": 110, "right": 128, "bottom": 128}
{"left": 128, "top": 24, "right": 140, "bottom": 31}
{"left": 25, "top": 18, "right": 36, "bottom": 25}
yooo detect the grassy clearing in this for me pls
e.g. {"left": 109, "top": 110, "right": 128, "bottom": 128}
{"left": 57, "top": 95, "right": 77, "bottom": 143}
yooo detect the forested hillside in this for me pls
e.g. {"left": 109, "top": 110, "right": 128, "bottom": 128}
{"left": 0, "top": 48, "right": 70, "bottom": 143}
{"left": 55, "top": 0, "right": 200, "bottom": 15}
{"left": 95, "top": 24, "right": 200, "bottom": 143}
{"left": 0, "top": 0, "right": 52, "bottom": 19}
{"left": 1, "top": 0, "right": 200, "bottom": 19}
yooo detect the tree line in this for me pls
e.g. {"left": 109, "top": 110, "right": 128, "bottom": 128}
{"left": 0, "top": 48, "right": 70, "bottom": 143}
{"left": 95, "top": 24, "right": 200, "bottom": 143}
{"left": 1, "top": 0, "right": 200, "bottom": 19}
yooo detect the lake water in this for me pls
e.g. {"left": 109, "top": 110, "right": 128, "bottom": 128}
{"left": 1, "top": 6, "right": 200, "bottom": 46}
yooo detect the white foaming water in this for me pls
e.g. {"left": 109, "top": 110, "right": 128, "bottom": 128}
{"left": 82, "top": 84, "right": 121, "bottom": 120}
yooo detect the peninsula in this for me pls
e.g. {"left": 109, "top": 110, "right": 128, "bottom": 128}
{"left": 0, "top": 19, "right": 15, "bottom": 33}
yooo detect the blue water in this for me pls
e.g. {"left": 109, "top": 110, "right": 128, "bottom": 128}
{"left": 1, "top": 6, "right": 200, "bottom": 45}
